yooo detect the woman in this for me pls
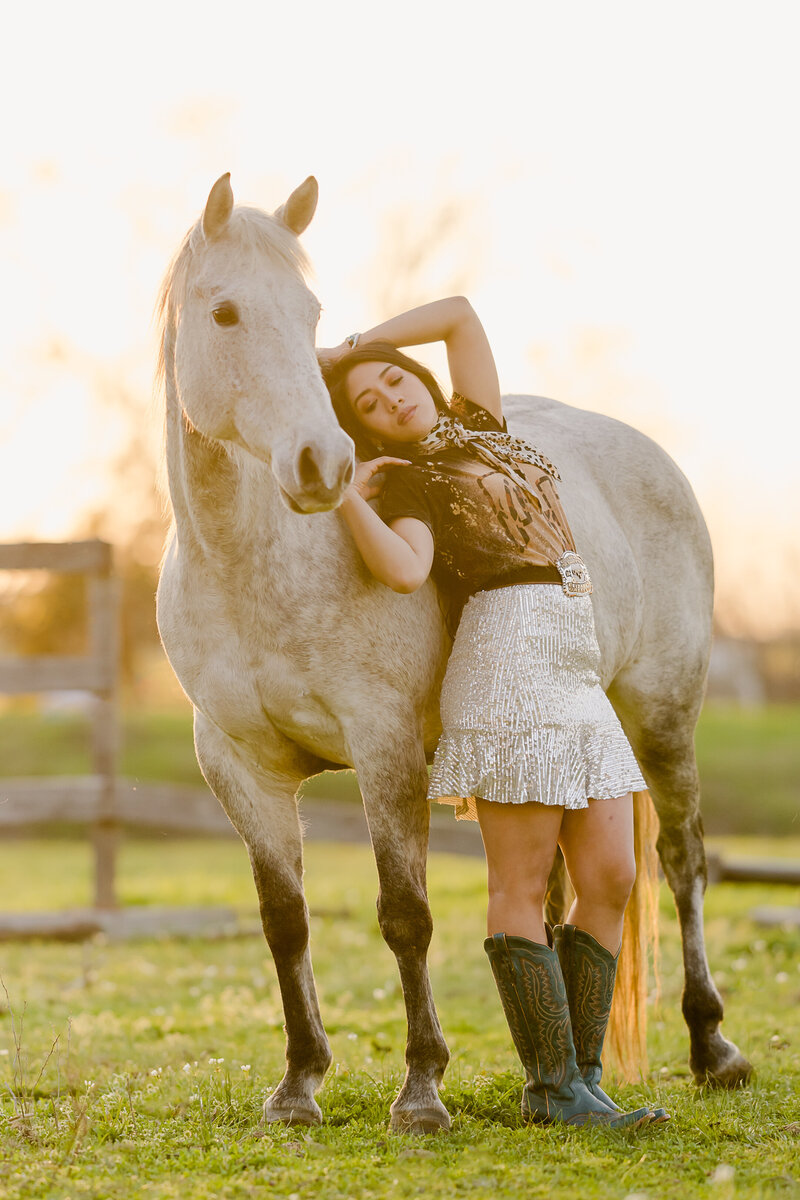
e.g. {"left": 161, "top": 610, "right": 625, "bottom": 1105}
{"left": 319, "top": 297, "right": 660, "bottom": 1128}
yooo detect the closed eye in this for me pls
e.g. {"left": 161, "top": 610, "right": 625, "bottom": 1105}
{"left": 212, "top": 303, "right": 239, "bottom": 327}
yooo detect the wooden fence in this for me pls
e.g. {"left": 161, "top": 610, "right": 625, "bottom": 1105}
{"left": 1, "top": 540, "right": 796, "bottom": 937}
{"left": 0, "top": 540, "right": 120, "bottom": 908}
{"left": 0, "top": 539, "right": 246, "bottom": 939}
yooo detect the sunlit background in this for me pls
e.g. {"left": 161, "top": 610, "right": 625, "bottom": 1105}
{"left": 2, "top": 0, "right": 799, "bottom": 646}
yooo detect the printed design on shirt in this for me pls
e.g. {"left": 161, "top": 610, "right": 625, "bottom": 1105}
{"left": 475, "top": 468, "right": 566, "bottom": 564}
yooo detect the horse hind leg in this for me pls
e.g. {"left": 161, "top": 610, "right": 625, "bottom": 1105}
{"left": 609, "top": 683, "right": 753, "bottom": 1088}
{"left": 194, "top": 712, "right": 332, "bottom": 1125}
{"left": 653, "top": 757, "right": 752, "bottom": 1088}
{"left": 355, "top": 732, "right": 451, "bottom": 1134}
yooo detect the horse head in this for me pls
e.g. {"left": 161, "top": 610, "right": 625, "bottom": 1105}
{"left": 161, "top": 173, "right": 354, "bottom": 513}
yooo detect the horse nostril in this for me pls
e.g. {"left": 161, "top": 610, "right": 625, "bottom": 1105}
{"left": 297, "top": 445, "right": 322, "bottom": 489}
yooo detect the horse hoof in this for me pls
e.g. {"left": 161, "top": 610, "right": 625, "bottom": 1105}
{"left": 262, "top": 1096, "right": 323, "bottom": 1126}
{"left": 390, "top": 1102, "right": 452, "bottom": 1135}
{"left": 692, "top": 1041, "right": 754, "bottom": 1089}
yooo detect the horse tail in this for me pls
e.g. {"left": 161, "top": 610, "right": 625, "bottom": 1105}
{"left": 606, "top": 789, "right": 661, "bottom": 1081}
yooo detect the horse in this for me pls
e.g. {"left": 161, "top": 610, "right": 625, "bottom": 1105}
{"left": 155, "top": 173, "right": 752, "bottom": 1134}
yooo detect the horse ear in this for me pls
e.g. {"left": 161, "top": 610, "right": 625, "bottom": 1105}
{"left": 274, "top": 176, "right": 318, "bottom": 235}
{"left": 202, "top": 173, "right": 234, "bottom": 240}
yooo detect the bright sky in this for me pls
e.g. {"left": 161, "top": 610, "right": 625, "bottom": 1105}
{"left": 1, "top": 1, "right": 798, "bottom": 634}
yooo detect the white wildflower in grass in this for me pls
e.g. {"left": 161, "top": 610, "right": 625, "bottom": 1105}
{"left": 208, "top": 1057, "right": 225, "bottom": 1067}
{"left": 775, "top": 972, "right": 789, "bottom": 983}
{"left": 240, "top": 1064, "right": 251, "bottom": 1075}
{"left": 149, "top": 1068, "right": 162, "bottom": 1077}
{"left": 711, "top": 1164, "right": 735, "bottom": 1185}
{"left": 189, "top": 1093, "right": 200, "bottom": 1103}
{"left": 752, "top": 939, "right": 767, "bottom": 952}
{"left": 0, "top": 1049, "right": 8, "bottom": 1056}
{"left": 347, "top": 1033, "right": 358, "bottom": 1040}
{"left": 182, "top": 1062, "right": 192, "bottom": 1073}
{"left": 372, "top": 988, "right": 386, "bottom": 1000}
{"left": 731, "top": 957, "right": 749, "bottom": 972}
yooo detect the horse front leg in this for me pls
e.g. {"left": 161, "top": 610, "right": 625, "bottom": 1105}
{"left": 354, "top": 731, "right": 451, "bottom": 1134}
{"left": 620, "top": 708, "right": 753, "bottom": 1087}
{"left": 194, "top": 711, "right": 333, "bottom": 1124}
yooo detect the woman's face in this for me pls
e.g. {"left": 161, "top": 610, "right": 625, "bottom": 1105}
{"left": 345, "top": 360, "right": 440, "bottom": 445}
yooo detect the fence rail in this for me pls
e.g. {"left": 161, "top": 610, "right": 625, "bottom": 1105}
{"left": 706, "top": 852, "right": 800, "bottom": 887}
{"left": 0, "top": 779, "right": 235, "bottom": 837}
{"left": 0, "top": 540, "right": 112, "bottom": 572}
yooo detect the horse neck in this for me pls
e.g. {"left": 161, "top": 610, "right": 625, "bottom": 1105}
{"left": 164, "top": 376, "right": 305, "bottom": 572}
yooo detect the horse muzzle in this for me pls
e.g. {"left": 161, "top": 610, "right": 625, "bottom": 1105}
{"left": 275, "top": 437, "right": 355, "bottom": 514}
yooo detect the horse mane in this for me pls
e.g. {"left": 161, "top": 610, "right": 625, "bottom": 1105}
{"left": 154, "top": 206, "right": 311, "bottom": 396}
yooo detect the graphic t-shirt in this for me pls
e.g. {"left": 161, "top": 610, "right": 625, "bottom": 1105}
{"left": 380, "top": 393, "right": 578, "bottom": 610}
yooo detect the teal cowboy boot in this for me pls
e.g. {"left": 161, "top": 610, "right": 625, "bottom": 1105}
{"left": 484, "top": 933, "right": 652, "bottom": 1127}
{"left": 554, "top": 923, "right": 669, "bottom": 1123}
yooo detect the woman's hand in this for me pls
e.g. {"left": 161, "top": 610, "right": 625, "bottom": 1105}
{"left": 337, "top": 457, "right": 432, "bottom": 592}
{"left": 316, "top": 341, "right": 352, "bottom": 371}
{"left": 344, "top": 456, "right": 411, "bottom": 503}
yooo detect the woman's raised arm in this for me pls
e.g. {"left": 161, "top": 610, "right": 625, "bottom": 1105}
{"left": 320, "top": 297, "right": 503, "bottom": 423}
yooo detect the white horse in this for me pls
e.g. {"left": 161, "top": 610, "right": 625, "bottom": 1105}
{"left": 156, "top": 174, "right": 752, "bottom": 1134}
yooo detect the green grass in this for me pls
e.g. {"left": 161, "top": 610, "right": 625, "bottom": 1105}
{"left": 693, "top": 704, "right": 800, "bottom": 835}
{"left": 1, "top": 838, "right": 799, "bottom": 1198}
{"left": 1, "top": 701, "right": 799, "bottom": 834}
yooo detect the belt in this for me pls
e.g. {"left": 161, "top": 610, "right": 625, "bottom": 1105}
{"left": 481, "top": 564, "right": 562, "bottom": 590}
{"left": 480, "top": 552, "right": 593, "bottom": 597}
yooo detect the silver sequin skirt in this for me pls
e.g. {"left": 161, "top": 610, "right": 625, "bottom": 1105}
{"left": 428, "top": 583, "right": 647, "bottom": 821}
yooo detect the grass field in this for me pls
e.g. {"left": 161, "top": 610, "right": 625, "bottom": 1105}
{"left": 1, "top": 701, "right": 799, "bottom": 836}
{"left": 1, "top": 838, "right": 799, "bottom": 1199}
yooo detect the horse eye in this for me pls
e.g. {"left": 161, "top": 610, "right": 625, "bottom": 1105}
{"left": 212, "top": 303, "right": 239, "bottom": 327}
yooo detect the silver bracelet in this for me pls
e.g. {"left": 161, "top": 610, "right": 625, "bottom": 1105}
{"left": 345, "top": 332, "right": 361, "bottom": 350}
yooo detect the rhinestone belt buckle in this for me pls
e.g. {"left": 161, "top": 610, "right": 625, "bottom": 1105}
{"left": 556, "top": 551, "right": 593, "bottom": 597}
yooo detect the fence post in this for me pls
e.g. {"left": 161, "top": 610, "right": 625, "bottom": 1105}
{"left": 88, "top": 568, "right": 120, "bottom": 909}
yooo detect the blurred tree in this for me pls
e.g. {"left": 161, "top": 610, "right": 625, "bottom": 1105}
{"left": 0, "top": 518, "right": 165, "bottom": 694}
{"left": 0, "top": 569, "right": 87, "bottom": 657}
{"left": 0, "top": 357, "right": 168, "bottom": 692}
{"left": 367, "top": 199, "right": 477, "bottom": 319}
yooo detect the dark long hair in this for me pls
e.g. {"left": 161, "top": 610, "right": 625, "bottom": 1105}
{"left": 322, "top": 340, "right": 449, "bottom": 458}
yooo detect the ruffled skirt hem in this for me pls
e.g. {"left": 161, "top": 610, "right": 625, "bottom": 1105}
{"left": 428, "top": 723, "right": 647, "bottom": 822}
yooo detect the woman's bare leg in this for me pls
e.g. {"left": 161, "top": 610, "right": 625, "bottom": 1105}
{"left": 477, "top": 795, "right": 652, "bottom": 1126}
{"left": 558, "top": 793, "right": 636, "bottom": 951}
{"left": 475, "top": 798, "right": 564, "bottom": 944}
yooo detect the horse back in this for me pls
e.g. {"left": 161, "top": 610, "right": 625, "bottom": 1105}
{"left": 503, "top": 395, "right": 713, "bottom": 684}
